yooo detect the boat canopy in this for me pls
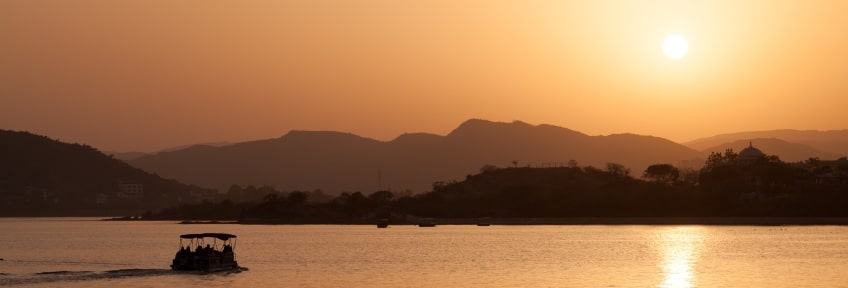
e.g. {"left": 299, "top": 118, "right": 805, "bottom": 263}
{"left": 179, "top": 233, "right": 237, "bottom": 240}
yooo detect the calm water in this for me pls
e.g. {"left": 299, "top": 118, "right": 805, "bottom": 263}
{"left": 1, "top": 218, "right": 847, "bottom": 287}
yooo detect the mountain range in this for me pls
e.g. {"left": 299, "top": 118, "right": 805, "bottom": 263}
{"left": 128, "top": 119, "right": 705, "bottom": 193}
{"left": 685, "top": 130, "right": 848, "bottom": 158}
{"left": 128, "top": 120, "right": 848, "bottom": 194}
{"left": 6, "top": 119, "right": 846, "bottom": 199}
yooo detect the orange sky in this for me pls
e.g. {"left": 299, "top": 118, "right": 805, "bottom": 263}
{"left": 2, "top": 0, "right": 847, "bottom": 152}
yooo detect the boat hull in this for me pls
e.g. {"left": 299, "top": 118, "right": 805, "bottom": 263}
{"left": 171, "top": 254, "right": 238, "bottom": 272}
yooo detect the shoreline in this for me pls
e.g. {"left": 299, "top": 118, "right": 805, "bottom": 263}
{"left": 432, "top": 217, "right": 848, "bottom": 225}
{"left": 182, "top": 217, "right": 848, "bottom": 226}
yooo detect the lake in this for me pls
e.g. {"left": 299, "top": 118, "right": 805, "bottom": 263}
{"left": 1, "top": 218, "right": 847, "bottom": 287}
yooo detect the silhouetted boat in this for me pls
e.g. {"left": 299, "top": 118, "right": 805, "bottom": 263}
{"left": 171, "top": 233, "right": 239, "bottom": 272}
{"left": 477, "top": 217, "right": 491, "bottom": 226}
{"left": 376, "top": 218, "right": 389, "bottom": 228}
{"left": 418, "top": 220, "right": 437, "bottom": 227}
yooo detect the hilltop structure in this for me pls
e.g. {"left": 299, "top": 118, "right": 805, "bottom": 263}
{"left": 738, "top": 142, "right": 765, "bottom": 165}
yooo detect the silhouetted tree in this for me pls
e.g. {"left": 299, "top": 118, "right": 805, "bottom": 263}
{"left": 369, "top": 190, "right": 394, "bottom": 203}
{"left": 227, "top": 184, "right": 242, "bottom": 196}
{"left": 643, "top": 164, "right": 680, "bottom": 185}
{"left": 679, "top": 167, "right": 700, "bottom": 186}
{"left": 704, "top": 149, "right": 739, "bottom": 171}
{"left": 287, "top": 191, "right": 308, "bottom": 205}
{"left": 432, "top": 181, "right": 448, "bottom": 192}
{"left": 605, "top": 162, "right": 630, "bottom": 177}
{"left": 306, "top": 189, "right": 332, "bottom": 203}
{"left": 479, "top": 164, "right": 498, "bottom": 173}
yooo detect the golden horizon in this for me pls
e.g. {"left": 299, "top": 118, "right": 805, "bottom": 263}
{"left": 1, "top": 0, "right": 846, "bottom": 152}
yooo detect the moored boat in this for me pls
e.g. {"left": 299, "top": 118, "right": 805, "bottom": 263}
{"left": 477, "top": 217, "right": 492, "bottom": 226}
{"left": 171, "top": 233, "right": 239, "bottom": 272}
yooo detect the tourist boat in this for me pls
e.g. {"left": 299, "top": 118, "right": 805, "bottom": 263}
{"left": 171, "top": 233, "right": 239, "bottom": 272}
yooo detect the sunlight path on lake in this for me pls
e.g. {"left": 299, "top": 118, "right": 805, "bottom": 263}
{"left": 658, "top": 227, "right": 704, "bottom": 288}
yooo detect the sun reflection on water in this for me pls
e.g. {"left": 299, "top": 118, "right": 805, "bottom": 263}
{"left": 658, "top": 227, "right": 705, "bottom": 288}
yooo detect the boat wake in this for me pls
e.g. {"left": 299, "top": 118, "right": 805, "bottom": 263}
{"left": 0, "top": 268, "right": 192, "bottom": 286}
{"left": 0, "top": 266, "right": 251, "bottom": 286}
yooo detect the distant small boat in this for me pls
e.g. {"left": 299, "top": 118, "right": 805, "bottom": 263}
{"left": 179, "top": 220, "right": 237, "bottom": 224}
{"left": 477, "top": 217, "right": 491, "bottom": 226}
{"left": 418, "top": 221, "right": 436, "bottom": 227}
{"left": 376, "top": 219, "right": 389, "bottom": 228}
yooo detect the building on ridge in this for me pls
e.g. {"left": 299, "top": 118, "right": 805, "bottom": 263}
{"left": 738, "top": 141, "right": 765, "bottom": 165}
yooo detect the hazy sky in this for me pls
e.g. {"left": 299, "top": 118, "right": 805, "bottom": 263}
{"left": 2, "top": 0, "right": 847, "bottom": 152}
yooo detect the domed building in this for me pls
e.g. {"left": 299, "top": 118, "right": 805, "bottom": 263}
{"left": 738, "top": 142, "right": 765, "bottom": 165}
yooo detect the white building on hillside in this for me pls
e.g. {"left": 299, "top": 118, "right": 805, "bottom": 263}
{"left": 117, "top": 183, "right": 144, "bottom": 200}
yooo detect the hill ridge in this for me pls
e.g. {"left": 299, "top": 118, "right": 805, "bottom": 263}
{"left": 129, "top": 119, "right": 701, "bottom": 193}
{"left": 0, "top": 129, "right": 212, "bottom": 216}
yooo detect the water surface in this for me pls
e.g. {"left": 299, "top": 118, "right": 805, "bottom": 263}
{"left": 1, "top": 218, "right": 846, "bottom": 287}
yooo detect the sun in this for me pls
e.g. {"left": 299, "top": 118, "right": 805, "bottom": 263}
{"left": 662, "top": 34, "right": 688, "bottom": 60}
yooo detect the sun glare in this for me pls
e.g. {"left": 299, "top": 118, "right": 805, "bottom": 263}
{"left": 663, "top": 34, "right": 688, "bottom": 60}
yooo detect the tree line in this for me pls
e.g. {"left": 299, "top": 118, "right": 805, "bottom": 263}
{"left": 148, "top": 152, "right": 848, "bottom": 222}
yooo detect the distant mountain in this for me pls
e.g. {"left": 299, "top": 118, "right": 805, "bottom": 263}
{"left": 129, "top": 119, "right": 702, "bottom": 194}
{"left": 697, "top": 138, "right": 843, "bottom": 162}
{"left": 107, "top": 142, "right": 233, "bottom": 162}
{"left": 685, "top": 130, "right": 848, "bottom": 157}
{"left": 159, "top": 141, "right": 233, "bottom": 153}
{"left": 0, "top": 130, "right": 213, "bottom": 216}
{"left": 109, "top": 151, "right": 150, "bottom": 161}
